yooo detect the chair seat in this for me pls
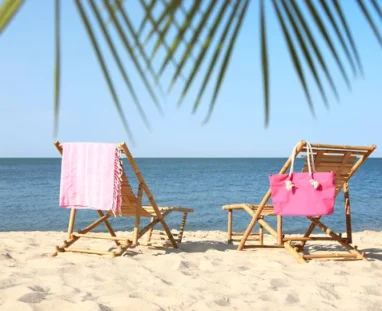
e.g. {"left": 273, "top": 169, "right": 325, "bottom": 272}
{"left": 222, "top": 204, "right": 275, "bottom": 216}
{"left": 113, "top": 205, "right": 194, "bottom": 217}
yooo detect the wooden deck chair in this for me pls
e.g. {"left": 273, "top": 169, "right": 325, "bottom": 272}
{"left": 52, "top": 141, "right": 194, "bottom": 257}
{"left": 222, "top": 141, "right": 376, "bottom": 263}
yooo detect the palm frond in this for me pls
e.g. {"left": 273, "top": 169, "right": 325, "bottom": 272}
{"left": 103, "top": 0, "right": 163, "bottom": 114}
{"left": 331, "top": 0, "right": 364, "bottom": 76}
{"left": 176, "top": 1, "right": 231, "bottom": 106}
{"left": 156, "top": 0, "right": 202, "bottom": 79}
{"left": 89, "top": 0, "right": 151, "bottom": 129}
{"left": 191, "top": 0, "right": 241, "bottom": 114}
{"left": 304, "top": 0, "right": 352, "bottom": 90}
{"left": 356, "top": 0, "right": 382, "bottom": 46}
{"left": 288, "top": 1, "right": 339, "bottom": 101}
{"left": 203, "top": 0, "right": 250, "bottom": 123}
{"left": 168, "top": 0, "right": 218, "bottom": 92}
{"left": 74, "top": 0, "right": 135, "bottom": 142}
{"left": 53, "top": 0, "right": 61, "bottom": 137}
{"left": 273, "top": 0, "right": 315, "bottom": 115}
{"left": 371, "top": 0, "right": 382, "bottom": 21}
{"left": 319, "top": 0, "right": 358, "bottom": 76}
{"left": 282, "top": 0, "right": 329, "bottom": 107}
{"left": 0, "top": 0, "right": 24, "bottom": 34}
{"left": 260, "top": 0, "right": 269, "bottom": 126}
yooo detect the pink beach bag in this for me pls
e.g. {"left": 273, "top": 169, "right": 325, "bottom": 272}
{"left": 269, "top": 141, "right": 336, "bottom": 216}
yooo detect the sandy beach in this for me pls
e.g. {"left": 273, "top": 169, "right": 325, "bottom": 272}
{"left": 1, "top": 230, "right": 382, "bottom": 311}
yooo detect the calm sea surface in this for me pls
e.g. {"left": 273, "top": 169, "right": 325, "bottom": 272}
{"left": 1, "top": 158, "right": 382, "bottom": 234}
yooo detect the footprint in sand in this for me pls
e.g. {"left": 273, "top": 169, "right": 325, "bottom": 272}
{"left": 285, "top": 292, "right": 300, "bottom": 304}
{"left": 18, "top": 292, "right": 46, "bottom": 304}
{"left": 270, "top": 278, "right": 289, "bottom": 290}
{"left": 364, "top": 286, "right": 382, "bottom": 296}
{"left": 214, "top": 296, "right": 230, "bottom": 307}
{"left": 18, "top": 285, "right": 49, "bottom": 304}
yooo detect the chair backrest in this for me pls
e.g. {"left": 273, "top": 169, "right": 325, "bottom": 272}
{"left": 118, "top": 149, "right": 153, "bottom": 217}
{"left": 299, "top": 143, "right": 376, "bottom": 195}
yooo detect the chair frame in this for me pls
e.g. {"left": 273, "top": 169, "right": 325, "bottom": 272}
{"left": 223, "top": 141, "right": 376, "bottom": 263}
{"left": 52, "top": 141, "right": 193, "bottom": 257}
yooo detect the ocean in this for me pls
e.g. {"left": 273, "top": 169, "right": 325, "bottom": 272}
{"left": 1, "top": 158, "right": 382, "bottom": 234}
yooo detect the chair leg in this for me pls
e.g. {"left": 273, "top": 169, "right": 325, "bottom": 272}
{"left": 296, "top": 216, "right": 322, "bottom": 251}
{"left": 227, "top": 210, "right": 233, "bottom": 244}
{"left": 344, "top": 183, "right": 353, "bottom": 244}
{"left": 259, "top": 224, "right": 264, "bottom": 246}
{"left": 146, "top": 217, "right": 155, "bottom": 243}
{"left": 67, "top": 208, "right": 77, "bottom": 239}
{"left": 177, "top": 212, "right": 188, "bottom": 243}
{"left": 307, "top": 217, "right": 366, "bottom": 260}
{"left": 277, "top": 215, "right": 283, "bottom": 246}
{"left": 53, "top": 213, "right": 112, "bottom": 256}
{"left": 97, "top": 210, "right": 120, "bottom": 246}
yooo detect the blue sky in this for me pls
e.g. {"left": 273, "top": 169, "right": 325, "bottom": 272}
{"left": 0, "top": 1, "right": 381, "bottom": 157}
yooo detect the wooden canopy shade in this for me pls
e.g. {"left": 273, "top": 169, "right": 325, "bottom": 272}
{"left": 52, "top": 141, "right": 194, "bottom": 257}
{"left": 222, "top": 141, "right": 376, "bottom": 263}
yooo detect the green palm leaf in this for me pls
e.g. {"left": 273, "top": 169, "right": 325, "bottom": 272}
{"left": 357, "top": 0, "right": 382, "bottom": 46}
{"left": 305, "top": 0, "right": 352, "bottom": 89}
{"left": 192, "top": 0, "right": 241, "bottom": 114}
{"left": 272, "top": 0, "right": 315, "bottom": 115}
{"left": 53, "top": 0, "right": 61, "bottom": 137}
{"left": 331, "top": 0, "right": 364, "bottom": 76}
{"left": 2, "top": 0, "right": 382, "bottom": 136}
{"left": 282, "top": 0, "right": 329, "bottom": 107}
{"left": 74, "top": 0, "right": 134, "bottom": 142}
{"left": 0, "top": 0, "right": 24, "bottom": 34}
{"left": 89, "top": 0, "right": 151, "bottom": 129}
{"left": 203, "top": 0, "right": 250, "bottom": 123}
{"left": 319, "top": 0, "right": 358, "bottom": 76}
{"left": 176, "top": 1, "right": 231, "bottom": 106}
{"left": 260, "top": 0, "right": 269, "bottom": 126}
{"left": 103, "top": 0, "right": 162, "bottom": 114}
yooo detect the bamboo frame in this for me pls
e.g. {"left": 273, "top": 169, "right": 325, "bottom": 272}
{"left": 52, "top": 141, "right": 194, "bottom": 257}
{"left": 223, "top": 140, "right": 376, "bottom": 263}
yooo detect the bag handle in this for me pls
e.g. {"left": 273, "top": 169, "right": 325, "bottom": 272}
{"left": 285, "top": 141, "right": 320, "bottom": 191}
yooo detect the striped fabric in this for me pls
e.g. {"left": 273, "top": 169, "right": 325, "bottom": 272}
{"left": 59, "top": 143, "right": 123, "bottom": 215}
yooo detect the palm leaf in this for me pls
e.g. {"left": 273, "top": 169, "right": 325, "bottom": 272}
{"left": 89, "top": 0, "right": 151, "bottom": 129}
{"left": 288, "top": 0, "right": 339, "bottom": 101}
{"left": 74, "top": 0, "right": 134, "bottom": 142}
{"left": 260, "top": 0, "right": 269, "bottom": 126}
{"left": 137, "top": 0, "right": 156, "bottom": 36}
{"left": 319, "top": 0, "right": 358, "bottom": 76}
{"left": 149, "top": 0, "right": 181, "bottom": 59}
{"left": 53, "top": 0, "right": 61, "bottom": 137}
{"left": 304, "top": 0, "right": 352, "bottom": 89}
{"left": 192, "top": 0, "right": 242, "bottom": 113}
{"left": 356, "top": 0, "right": 382, "bottom": 46}
{"left": 103, "top": 0, "right": 162, "bottom": 114}
{"left": 113, "top": 0, "right": 164, "bottom": 96}
{"left": 0, "top": 0, "right": 24, "bottom": 34}
{"left": 168, "top": 0, "right": 219, "bottom": 92}
{"left": 272, "top": 0, "right": 315, "bottom": 115}
{"left": 156, "top": 0, "right": 202, "bottom": 79}
{"left": 136, "top": 0, "right": 185, "bottom": 80}
{"left": 143, "top": 0, "right": 179, "bottom": 45}
{"left": 331, "top": 0, "right": 364, "bottom": 76}
{"left": 282, "top": 0, "right": 329, "bottom": 107}
{"left": 177, "top": 1, "right": 231, "bottom": 106}
{"left": 371, "top": 0, "right": 382, "bottom": 20}
{"left": 203, "top": 0, "right": 250, "bottom": 123}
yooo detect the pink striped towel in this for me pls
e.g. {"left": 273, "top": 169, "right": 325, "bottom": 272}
{"left": 59, "top": 143, "right": 123, "bottom": 215}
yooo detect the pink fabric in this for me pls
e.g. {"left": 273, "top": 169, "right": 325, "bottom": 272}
{"left": 59, "top": 143, "right": 123, "bottom": 215}
{"left": 269, "top": 171, "right": 336, "bottom": 216}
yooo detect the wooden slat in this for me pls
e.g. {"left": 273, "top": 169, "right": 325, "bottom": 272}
{"left": 303, "top": 253, "right": 358, "bottom": 259}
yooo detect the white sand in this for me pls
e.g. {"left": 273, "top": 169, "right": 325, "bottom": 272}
{"left": 1, "top": 230, "right": 382, "bottom": 311}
